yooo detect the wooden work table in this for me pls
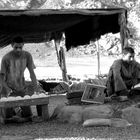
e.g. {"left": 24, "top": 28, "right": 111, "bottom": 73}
{"left": 0, "top": 95, "right": 49, "bottom": 124}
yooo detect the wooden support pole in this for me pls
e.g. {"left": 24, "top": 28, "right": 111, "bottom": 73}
{"left": 54, "top": 40, "right": 61, "bottom": 67}
{"left": 96, "top": 40, "right": 101, "bottom": 77}
{"left": 54, "top": 40, "right": 68, "bottom": 82}
{"left": 59, "top": 47, "right": 69, "bottom": 82}
{"left": 119, "top": 11, "right": 128, "bottom": 52}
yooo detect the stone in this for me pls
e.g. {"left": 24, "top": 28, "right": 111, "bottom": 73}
{"left": 121, "top": 106, "right": 140, "bottom": 125}
{"left": 57, "top": 105, "right": 83, "bottom": 123}
{"left": 110, "top": 118, "right": 132, "bottom": 127}
{"left": 51, "top": 104, "right": 83, "bottom": 124}
{"left": 51, "top": 104, "right": 114, "bottom": 124}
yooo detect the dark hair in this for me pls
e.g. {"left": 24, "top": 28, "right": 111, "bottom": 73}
{"left": 12, "top": 36, "right": 23, "bottom": 43}
{"left": 122, "top": 47, "right": 135, "bottom": 55}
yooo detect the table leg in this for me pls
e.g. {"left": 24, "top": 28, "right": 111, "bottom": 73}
{"left": 0, "top": 107, "right": 6, "bottom": 124}
{"left": 41, "top": 104, "right": 49, "bottom": 121}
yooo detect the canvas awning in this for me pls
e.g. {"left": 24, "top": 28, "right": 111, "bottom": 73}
{"left": 0, "top": 8, "right": 127, "bottom": 50}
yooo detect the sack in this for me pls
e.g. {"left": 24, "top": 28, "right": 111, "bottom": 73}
{"left": 83, "top": 118, "right": 111, "bottom": 127}
{"left": 83, "top": 118, "right": 132, "bottom": 127}
{"left": 110, "top": 118, "right": 132, "bottom": 127}
{"left": 51, "top": 105, "right": 83, "bottom": 124}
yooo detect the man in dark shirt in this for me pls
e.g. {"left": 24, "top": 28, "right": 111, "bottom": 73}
{"left": 106, "top": 46, "right": 140, "bottom": 97}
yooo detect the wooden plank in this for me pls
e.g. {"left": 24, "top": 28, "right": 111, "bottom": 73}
{"left": 0, "top": 107, "right": 6, "bottom": 124}
{"left": 0, "top": 97, "right": 49, "bottom": 108}
{"left": 0, "top": 96, "right": 50, "bottom": 123}
{"left": 41, "top": 104, "right": 49, "bottom": 121}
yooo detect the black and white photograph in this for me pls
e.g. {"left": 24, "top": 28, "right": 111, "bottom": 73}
{"left": 0, "top": 0, "right": 140, "bottom": 140}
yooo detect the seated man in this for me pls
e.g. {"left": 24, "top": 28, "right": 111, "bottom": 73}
{"left": 106, "top": 46, "right": 140, "bottom": 97}
{"left": 0, "top": 36, "right": 39, "bottom": 123}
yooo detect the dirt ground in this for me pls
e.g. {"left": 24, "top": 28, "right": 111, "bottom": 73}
{"left": 1, "top": 95, "right": 140, "bottom": 140}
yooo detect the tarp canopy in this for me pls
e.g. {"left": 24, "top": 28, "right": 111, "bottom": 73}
{"left": 0, "top": 8, "right": 127, "bottom": 50}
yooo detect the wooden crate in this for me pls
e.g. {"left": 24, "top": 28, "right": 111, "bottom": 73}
{"left": 81, "top": 84, "right": 106, "bottom": 104}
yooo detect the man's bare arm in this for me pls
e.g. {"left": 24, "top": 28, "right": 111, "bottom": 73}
{"left": 28, "top": 67, "right": 38, "bottom": 92}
